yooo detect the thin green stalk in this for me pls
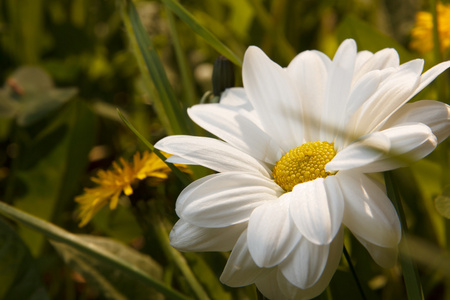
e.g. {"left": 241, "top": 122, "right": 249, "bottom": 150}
{"left": 0, "top": 202, "right": 191, "bottom": 300}
{"left": 150, "top": 210, "right": 211, "bottom": 300}
{"left": 384, "top": 171, "right": 424, "bottom": 300}
{"left": 430, "top": 0, "right": 443, "bottom": 63}
{"left": 117, "top": 109, "right": 192, "bottom": 187}
{"left": 247, "top": 0, "right": 296, "bottom": 64}
{"left": 120, "top": 0, "right": 192, "bottom": 135}
{"left": 430, "top": 0, "right": 448, "bottom": 103}
{"left": 343, "top": 245, "right": 367, "bottom": 300}
{"left": 165, "top": 7, "right": 198, "bottom": 108}
{"left": 162, "top": 0, "right": 242, "bottom": 67}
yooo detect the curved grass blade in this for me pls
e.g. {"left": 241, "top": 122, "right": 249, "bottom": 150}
{"left": 162, "top": 0, "right": 242, "bottom": 67}
{"left": 120, "top": 0, "right": 192, "bottom": 135}
{"left": 0, "top": 201, "right": 192, "bottom": 300}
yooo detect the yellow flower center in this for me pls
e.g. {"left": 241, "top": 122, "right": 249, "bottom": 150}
{"left": 272, "top": 141, "right": 336, "bottom": 192}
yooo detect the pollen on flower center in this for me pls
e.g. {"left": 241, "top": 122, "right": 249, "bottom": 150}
{"left": 272, "top": 141, "right": 336, "bottom": 192}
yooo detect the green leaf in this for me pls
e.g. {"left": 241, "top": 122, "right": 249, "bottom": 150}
{"left": 0, "top": 66, "right": 77, "bottom": 126}
{"left": 9, "top": 100, "right": 96, "bottom": 255}
{"left": 51, "top": 235, "right": 163, "bottom": 300}
{"left": 337, "top": 15, "right": 417, "bottom": 62}
{"left": 0, "top": 218, "right": 49, "bottom": 300}
{"left": 120, "top": 0, "right": 192, "bottom": 135}
{"left": 435, "top": 185, "right": 450, "bottom": 219}
{"left": 162, "top": 0, "right": 242, "bottom": 67}
{"left": 0, "top": 201, "right": 192, "bottom": 300}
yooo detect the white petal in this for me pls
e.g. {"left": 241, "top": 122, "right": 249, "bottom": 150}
{"left": 354, "top": 50, "right": 373, "bottom": 74}
{"left": 354, "top": 233, "right": 399, "bottom": 268}
{"left": 289, "top": 177, "right": 344, "bottom": 245}
{"left": 287, "top": 50, "right": 328, "bottom": 141}
{"left": 169, "top": 219, "right": 246, "bottom": 252}
{"left": 382, "top": 100, "right": 450, "bottom": 144}
{"left": 353, "top": 48, "right": 399, "bottom": 83}
{"left": 220, "top": 229, "right": 268, "bottom": 287}
{"left": 165, "top": 155, "right": 195, "bottom": 165}
{"left": 336, "top": 70, "right": 382, "bottom": 149}
{"left": 370, "top": 60, "right": 450, "bottom": 133}
{"left": 328, "top": 123, "right": 437, "bottom": 173}
{"left": 278, "top": 227, "right": 344, "bottom": 297}
{"left": 155, "top": 135, "right": 271, "bottom": 176}
{"left": 254, "top": 269, "right": 286, "bottom": 300}
{"left": 348, "top": 59, "right": 424, "bottom": 136}
{"left": 336, "top": 171, "right": 401, "bottom": 247}
{"left": 179, "top": 172, "right": 282, "bottom": 228}
{"left": 279, "top": 237, "right": 329, "bottom": 289}
{"left": 344, "top": 70, "right": 382, "bottom": 126}
{"left": 219, "top": 87, "right": 253, "bottom": 111}
{"left": 243, "top": 46, "right": 304, "bottom": 151}
{"left": 321, "top": 39, "right": 357, "bottom": 142}
{"left": 188, "top": 104, "right": 282, "bottom": 164}
{"left": 175, "top": 173, "right": 216, "bottom": 215}
{"left": 411, "top": 61, "right": 450, "bottom": 99}
{"left": 247, "top": 199, "right": 301, "bottom": 268}
{"left": 326, "top": 132, "right": 390, "bottom": 171}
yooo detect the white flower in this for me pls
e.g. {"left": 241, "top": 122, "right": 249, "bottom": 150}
{"left": 155, "top": 39, "right": 450, "bottom": 299}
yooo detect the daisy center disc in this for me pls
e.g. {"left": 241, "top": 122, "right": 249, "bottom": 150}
{"left": 272, "top": 141, "right": 336, "bottom": 192}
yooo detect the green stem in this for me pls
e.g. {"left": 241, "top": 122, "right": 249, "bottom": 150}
{"left": 384, "top": 171, "right": 424, "bottom": 300}
{"left": 150, "top": 209, "right": 211, "bottom": 300}
{"left": 247, "top": 0, "right": 296, "bottom": 64}
{"left": 165, "top": 7, "right": 198, "bottom": 108}
{"left": 430, "top": 0, "right": 448, "bottom": 103}
{"left": 343, "top": 245, "right": 367, "bottom": 300}
{"left": 0, "top": 201, "right": 192, "bottom": 300}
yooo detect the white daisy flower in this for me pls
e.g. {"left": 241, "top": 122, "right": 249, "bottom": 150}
{"left": 155, "top": 39, "right": 450, "bottom": 299}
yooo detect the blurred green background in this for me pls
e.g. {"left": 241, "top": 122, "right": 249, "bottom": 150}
{"left": 0, "top": 0, "right": 449, "bottom": 299}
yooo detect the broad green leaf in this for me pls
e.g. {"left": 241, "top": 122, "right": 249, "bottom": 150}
{"left": 337, "top": 15, "right": 417, "bottom": 63}
{"left": 0, "top": 218, "right": 49, "bottom": 300}
{"left": 10, "top": 100, "right": 95, "bottom": 255}
{"left": 52, "top": 235, "right": 163, "bottom": 300}
{"left": 162, "top": 0, "right": 242, "bottom": 67}
{"left": 0, "top": 66, "right": 77, "bottom": 126}
{"left": 435, "top": 185, "right": 450, "bottom": 219}
{"left": 0, "top": 201, "right": 191, "bottom": 300}
{"left": 121, "top": 0, "right": 192, "bottom": 135}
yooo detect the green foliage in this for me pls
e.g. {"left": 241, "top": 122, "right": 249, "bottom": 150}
{"left": 0, "top": 218, "right": 49, "bottom": 300}
{"left": 51, "top": 235, "right": 164, "bottom": 300}
{"left": 0, "top": 0, "right": 449, "bottom": 299}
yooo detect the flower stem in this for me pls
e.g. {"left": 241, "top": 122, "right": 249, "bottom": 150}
{"left": 343, "top": 245, "right": 367, "bottom": 300}
{"left": 384, "top": 171, "right": 424, "bottom": 300}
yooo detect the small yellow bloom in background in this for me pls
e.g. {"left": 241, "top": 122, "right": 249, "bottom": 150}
{"left": 75, "top": 151, "right": 188, "bottom": 227}
{"left": 410, "top": 2, "right": 450, "bottom": 54}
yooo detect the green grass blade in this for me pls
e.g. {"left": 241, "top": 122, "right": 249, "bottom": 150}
{"left": 384, "top": 171, "right": 424, "bottom": 300}
{"left": 0, "top": 201, "right": 192, "bottom": 300}
{"left": 166, "top": 8, "right": 198, "bottom": 108}
{"left": 162, "top": 0, "right": 242, "bottom": 67}
{"left": 120, "top": 0, "right": 191, "bottom": 135}
{"left": 117, "top": 109, "right": 192, "bottom": 187}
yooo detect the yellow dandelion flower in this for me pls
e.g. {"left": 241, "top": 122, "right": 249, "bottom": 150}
{"left": 410, "top": 2, "right": 450, "bottom": 54}
{"left": 75, "top": 151, "right": 188, "bottom": 227}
